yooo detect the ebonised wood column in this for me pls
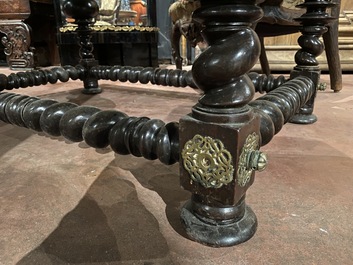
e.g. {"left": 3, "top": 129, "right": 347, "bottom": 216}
{"left": 290, "top": 0, "right": 334, "bottom": 124}
{"left": 179, "top": 0, "right": 267, "bottom": 247}
{"left": 62, "top": 0, "right": 102, "bottom": 94}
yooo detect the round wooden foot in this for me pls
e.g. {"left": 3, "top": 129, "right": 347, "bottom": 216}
{"left": 290, "top": 113, "right": 317, "bottom": 124}
{"left": 180, "top": 199, "right": 257, "bottom": 247}
{"left": 82, "top": 79, "right": 102, "bottom": 94}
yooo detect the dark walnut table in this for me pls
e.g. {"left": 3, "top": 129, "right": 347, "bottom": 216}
{"left": 0, "top": 0, "right": 336, "bottom": 247}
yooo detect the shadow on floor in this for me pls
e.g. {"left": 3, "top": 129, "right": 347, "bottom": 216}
{"left": 111, "top": 155, "right": 191, "bottom": 239}
{"left": 17, "top": 159, "right": 175, "bottom": 264}
{"left": 0, "top": 124, "right": 35, "bottom": 157}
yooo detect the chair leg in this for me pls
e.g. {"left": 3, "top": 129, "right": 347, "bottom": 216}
{"left": 171, "top": 21, "right": 183, "bottom": 70}
{"left": 290, "top": 0, "right": 331, "bottom": 124}
{"left": 323, "top": 24, "right": 342, "bottom": 92}
{"left": 323, "top": 0, "right": 342, "bottom": 92}
{"left": 259, "top": 36, "right": 271, "bottom": 75}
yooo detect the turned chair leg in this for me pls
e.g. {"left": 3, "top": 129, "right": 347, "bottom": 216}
{"left": 259, "top": 36, "right": 271, "bottom": 75}
{"left": 171, "top": 21, "right": 183, "bottom": 70}
{"left": 290, "top": 0, "right": 333, "bottom": 124}
{"left": 324, "top": 0, "right": 342, "bottom": 92}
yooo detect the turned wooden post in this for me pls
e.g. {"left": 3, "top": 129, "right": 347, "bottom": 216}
{"left": 179, "top": 0, "right": 267, "bottom": 247}
{"left": 62, "top": 0, "right": 102, "bottom": 94}
{"left": 290, "top": 0, "right": 334, "bottom": 124}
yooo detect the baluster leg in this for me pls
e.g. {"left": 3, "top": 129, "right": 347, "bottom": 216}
{"left": 63, "top": 0, "right": 102, "bottom": 94}
{"left": 290, "top": 0, "right": 335, "bottom": 124}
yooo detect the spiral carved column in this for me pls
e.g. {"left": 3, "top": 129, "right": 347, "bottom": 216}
{"left": 179, "top": 1, "right": 266, "bottom": 247}
{"left": 290, "top": 0, "right": 335, "bottom": 124}
{"left": 0, "top": 91, "right": 179, "bottom": 165}
{"left": 62, "top": 0, "right": 102, "bottom": 94}
{"left": 250, "top": 76, "right": 316, "bottom": 146}
{"left": 248, "top": 72, "right": 287, "bottom": 94}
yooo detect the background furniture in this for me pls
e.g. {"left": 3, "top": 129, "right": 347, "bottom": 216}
{"left": 155, "top": 0, "right": 174, "bottom": 63}
{"left": 169, "top": 0, "right": 343, "bottom": 92}
{"left": 26, "top": 0, "right": 59, "bottom": 67}
{"left": 256, "top": 0, "right": 342, "bottom": 91}
{"left": 259, "top": 0, "right": 353, "bottom": 72}
{"left": 98, "top": 0, "right": 121, "bottom": 24}
{"left": 0, "top": 0, "right": 35, "bottom": 69}
{"left": 53, "top": 0, "right": 159, "bottom": 67}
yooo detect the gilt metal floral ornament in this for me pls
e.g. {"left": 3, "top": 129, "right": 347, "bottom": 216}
{"left": 182, "top": 134, "right": 234, "bottom": 188}
{"left": 237, "top": 132, "right": 264, "bottom": 187}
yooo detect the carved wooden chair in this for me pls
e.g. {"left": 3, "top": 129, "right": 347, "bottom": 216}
{"left": 256, "top": 0, "right": 342, "bottom": 92}
{"left": 168, "top": 0, "right": 202, "bottom": 69}
{"left": 170, "top": 0, "right": 342, "bottom": 92}
{"left": 0, "top": 0, "right": 35, "bottom": 69}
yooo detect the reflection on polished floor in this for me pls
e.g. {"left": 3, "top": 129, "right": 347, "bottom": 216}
{"left": 0, "top": 67, "right": 352, "bottom": 265}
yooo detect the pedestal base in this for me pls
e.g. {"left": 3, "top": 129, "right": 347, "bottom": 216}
{"left": 180, "top": 200, "right": 257, "bottom": 247}
{"left": 290, "top": 113, "right": 317, "bottom": 124}
{"left": 82, "top": 79, "right": 102, "bottom": 94}
{"left": 81, "top": 86, "right": 102, "bottom": 94}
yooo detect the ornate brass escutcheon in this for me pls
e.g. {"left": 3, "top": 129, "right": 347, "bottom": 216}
{"left": 237, "top": 132, "right": 267, "bottom": 187}
{"left": 181, "top": 134, "right": 234, "bottom": 188}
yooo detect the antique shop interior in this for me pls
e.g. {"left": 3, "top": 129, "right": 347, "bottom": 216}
{"left": 0, "top": 0, "right": 352, "bottom": 264}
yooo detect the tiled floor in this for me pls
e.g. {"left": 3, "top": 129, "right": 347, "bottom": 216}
{"left": 0, "top": 67, "right": 352, "bottom": 265}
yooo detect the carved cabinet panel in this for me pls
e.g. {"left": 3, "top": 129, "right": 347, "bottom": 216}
{"left": 0, "top": 0, "right": 30, "bottom": 19}
{"left": 0, "top": 0, "right": 34, "bottom": 69}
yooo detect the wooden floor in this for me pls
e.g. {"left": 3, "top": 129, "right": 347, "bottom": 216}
{"left": 0, "top": 67, "right": 352, "bottom": 265}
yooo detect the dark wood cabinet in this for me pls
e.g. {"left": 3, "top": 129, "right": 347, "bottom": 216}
{"left": 0, "top": 0, "right": 31, "bottom": 19}
{"left": 54, "top": 0, "right": 159, "bottom": 67}
{"left": 57, "top": 29, "right": 158, "bottom": 67}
